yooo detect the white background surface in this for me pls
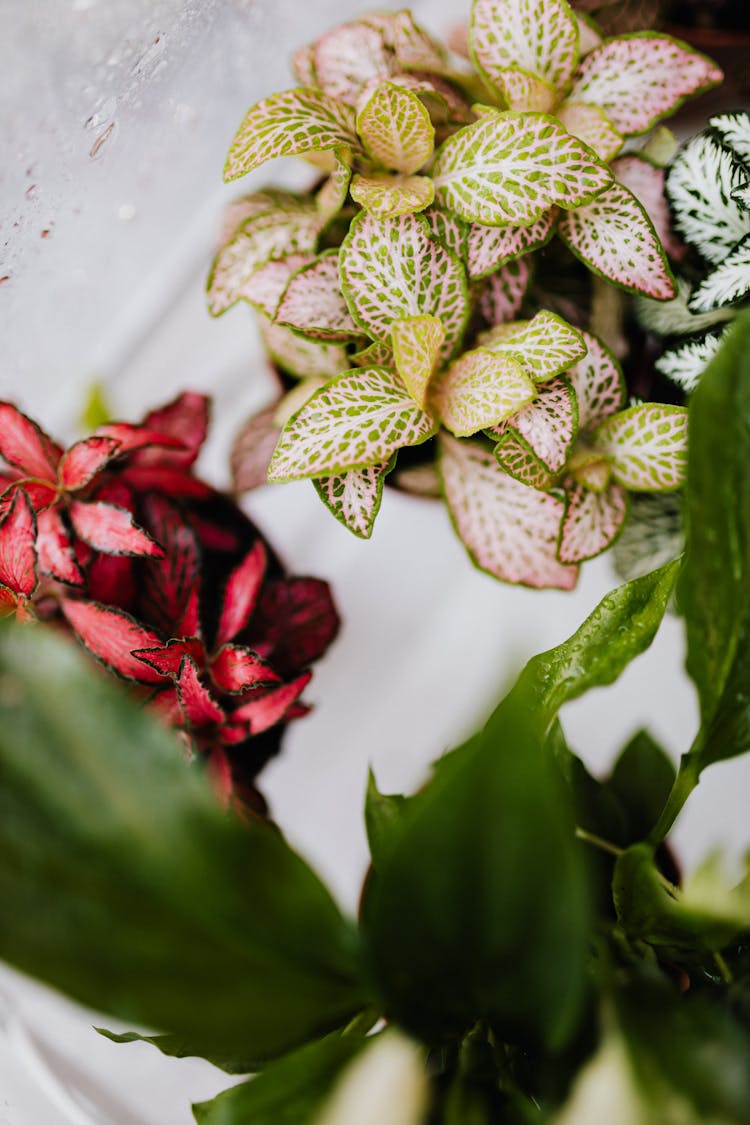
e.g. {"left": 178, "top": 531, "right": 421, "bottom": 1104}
{"left": 1, "top": 2, "right": 748, "bottom": 1122}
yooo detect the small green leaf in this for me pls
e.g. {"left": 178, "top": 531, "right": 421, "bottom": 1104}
{"left": 608, "top": 730, "right": 676, "bottom": 842}
{"left": 391, "top": 315, "right": 445, "bottom": 407}
{"left": 594, "top": 403, "right": 688, "bottom": 491}
{"left": 364, "top": 770, "right": 410, "bottom": 872}
{"left": 350, "top": 172, "right": 434, "bottom": 218}
{"left": 356, "top": 81, "right": 435, "bottom": 174}
{"left": 432, "top": 348, "right": 536, "bottom": 437}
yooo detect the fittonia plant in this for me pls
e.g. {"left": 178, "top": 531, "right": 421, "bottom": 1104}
{"left": 210, "top": 0, "right": 723, "bottom": 589}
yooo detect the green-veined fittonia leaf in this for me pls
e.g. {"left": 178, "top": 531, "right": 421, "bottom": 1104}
{"left": 479, "top": 310, "right": 587, "bottom": 382}
{"left": 479, "top": 257, "right": 533, "bottom": 325}
{"left": 433, "top": 348, "right": 536, "bottom": 436}
{"left": 421, "top": 207, "right": 469, "bottom": 261}
{"left": 559, "top": 480, "right": 628, "bottom": 563}
{"left": 469, "top": 0, "right": 580, "bottom": 104}
{"left": 595, "top": 404, "right": 688, "bottom": 490}
{"left": 654, "top": 331, "right": 728, "bottom": 395}
{"left": 313, "top": 458, "right": 394, "bottom": 539}
{"left": 276, "top": 252, "right": 359, "bottom": 341}
{"left": 566, "top": 330, "right": 626, "bottom": 431}
{"left": 558, "top": 181, "right": 676, "bottom": 299}
{"left": 689, "top": 233, "right": 750, "bottom": 313}
{"left": 316, "top": 152, "right": 353, "bottom": 223}
{"left": 467, "top": 210, "right": 557, "bottom": 278}
{"left": 224, "top": 88, "right": 360, "bottom": 181}
{"left": 439, "top": 434, "right": 578, "bottom": 588}
{"left": 268, "top": 367, "right": 437, "bottom": 481}
{"left": 613, "top": 154, "right": 683, "bottom": 260}
{"left": 556, "top": 102, "right": 623, "bottom": 161}
{"left": 432, "top": 110, "right": 611, "bottom": 227}
{"left": 350, "top": 173, "right": 435, "bottom": 217}
{"left": 312, "top": 21, "right": 392, "bottom": 105}
{"left": 356, "top": 80, "right": 435, "bottom": 174}
{"left": 502, "top": 374, "right": 578, "bottom": 474}
{"left": 351, "top": 339, "right": 394, "bottom": 368}
{"left": 339, "top": 211, "right": 469, "bottom": 360}
{"left": 259, "top": 318, "right": 349, "bottom": 380}
{"left": 235, "top": 254, "right": 314, "bottom": 318}
{"left": 666, "top": 132, "right": 750, "bottom": 266}
{"left": 493, "top": 430, "right": 555, "bottom": 489}
{"left": 566, "top": 34, "right": 723, "bottom": 138}
{"left": 391, "top": 315, "right": 445, "bottom": 407}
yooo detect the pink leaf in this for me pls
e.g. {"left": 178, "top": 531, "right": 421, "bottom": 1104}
{"left": 36, "top": 508, "right": 84, "bottom": 586}
{"left": 612, "top": 154, "right": 684, "bottom": 260}
{"left": 58, "top": 437, "right": 121, "bottom": 492}
{"left": 313, "top": 460, "right": 392, "bottom": 539}
{"left": 135, "top": 393, "right": 210, "bottom": 469}
{"left": 230, "top": 401, "right": 284, "bottom": 493}
{"left": 139, "top": 494, "right": 203, "bottom": 638}
{"left": 176, "top": 657, "right": 226, "bottom": 728}
{"left": 558, "top": 481, "right": 628, "bottom": 563}
{"left": 240, "top": 254, "right": 315, "bottom": 319}
{"left": 479, "top": 258, "right": 533, "bottom": 325}
{"left": 60, "top": 600, "right": 164, "bottom": 683}
{"left": 215, "top": 540, "right": 267, "bottom": 649}
{"left": 69, "top": 501, "right": 166, "bottom": 558}
{"left": 492, "top": 431, "right": 555, "bottom": 489}
{"left": 276, "top": 251, "right": 359, "bottom": 340}
{"left": 210, "top": 643, "right": 281, "bottom": 694}
{"left": 2, "top": 478, "right": 58, "bottom": 512}
{"left": 0, "top": 488, "right": 37, "bottom": 597}
{"left": 466, "top": 211, "right": 556, "bottom": 279}
{"left": 0, "top": 402, "right": 62, "bottom": 481}
{"left": 132, "top": 638, "right": 205, "bottom": 679}
{"left": 469, "top": 0, "right": 579, "bottom": 102}
{"left": 250, "top": 577, "right": 340, "bottom": 674}
{"left": 556, "top": 102, "right": 623, "bottom": 161}
{"left": 565, "top": 331, "right": 626, "bottom": 431}
{"left": 504, "top": 375, "right": 577, "bottom": 474}
{"left": 312, "top": 21, "right": 392, "bottom": 105}
{"left": 230, "top": 672, "right": 312, "bottom": 734}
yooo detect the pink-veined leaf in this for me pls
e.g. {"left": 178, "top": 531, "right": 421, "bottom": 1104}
{"left": 36, "top": 507, "right": 83, "bottom": 586}
{"left": 567, "top": 34, "right": 723, "bottom": 138}
{"left": 250, "top": 576, "right": 340, "bottom": 673}
{"left": 368, "top": 10, "right": 448, "bottom": 74}
{"left": 356, "top": 81, "right": 434, "bottom": 175}
{"left": 479, "top": 257, "right": 533, "bottom": 324}
{"left": 231, "top": 401, "right": 283, "bottom": 493}
{"left": 224, "top": 87, "right": 360, "bottom": 181}
{"left": 133, "top": 638, "right": 205, "bottom": 679}
{"left": 565, "top": 330, "right": 626, "bottom": 430}
{"left": 0, "top": 402, "right": 62, "bottom": 481}
{"left": 339, "top": 211, "right": 469, "bottom": 360}
{"left": 432, "top": 348, "right": 536, "bottom": 436}
{"left": 688, "top": 234, "right": 750, "bottom": 313}
{"left": 176, "top": 657, "right": 226, "bottom": 728}
{"left": 316, "top": 151, "right": 353, "bottom": 222}
{"left": 556, "top": 102, "right": 622, "bottom": 161}
{"left": 273, "top": 379, "right": 327, "bottom": 429}
{"left": 558, "top": 480, "right": 628, "bottom": 562}
{"left": 217, "top": 189, "right": 302, "bottom": 246}
{"left": 215, "top": 540, "right": 267, "bottom": 650}
{"left": 275, "top": 251, "right": 359, "bottom": 340}
{"left": 469, "top": 0, "right": 580, "bottom": 103}
{"left": 0, "top": 488, "right": 37, "bottom": 597}
{"left": 391, "top": 315, "right": 445, "bottom": 407}
{"left": 612, "top": 154, "right": 684, "bottom": 260}
{"left": 313, "top": 458, "right": 393, "bottom": 539}
{"left": 312, "top": 21, "right": 392, "bottom": 104}
{"left": 665, "top": 132, "right": 750, "bottom": 267}
{"left": 210, "top": 643, "right": 281, "bottom": 694}
{"left": 479, "top": 310, "right": 587, "bottom": 381}
{"left": 237, "top": 254, "right": 315, "bottom": 319}
{"left": 495, "top": 69, "right": 558, "bottom": 113}
{"left": 595, "top": 403, "right": 688, "bottom": 490}
{"left": 351, "top": 339, "right": 395, "bottom": 368}
{"left": 260, "top": 317, "right": 349, "bottom": 380}
{"left": 139, "top": 493, "right": 203, "bottom": 638}
{"left": 268, "top": 366, "right": 438, "bottom": 481}
{"left": 58, "top": 436, "right": 121, "bottom": 492}
{"left": 69, "top": 501, "right": 165, "bottom": 558}
{"left": 466, "top": 209, "right": 556, "bottom": 279}
{"left": 492, "top": 430, "right": 555, "bottom": 488}
{"left": 557, "top": 181, "right": 675, "bottom": 299}
{"left": 230, "top": 672, "right": 312, "bottom": 734}
{"left": 432, "top": 110, "right": 611, "bottom": 226}
{"left": 504, "top": 374, "right": 577, "bottom": 473}
{"left": 350, "top": 173, "right": 435, "bottom": 217}
{"left": 439, "top": 433, "right": 578, "bottom": 588}
{"left": 422, "top": 207, "right": 469, "bottom": 261}
{"left": 291, "top": 42, "right": 317, "bottom": 86}
{"left": 61, "top": 599, "right": 165, "bottom": 683}
{"left": 135, "top": 392, "right": 210, "bottom": 470}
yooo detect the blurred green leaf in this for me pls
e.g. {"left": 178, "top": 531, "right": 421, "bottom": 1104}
{"left": 608, "top": 730, "right": 675, "bottom": 841}
{"left": 364, "top": 770, "right": 409, "bottom": 872}
{"left": 80, "top": 381, "right": 112, "bottom": 430}
{"left": 96, "top": 1028, "right": 264, "bottom": 1075}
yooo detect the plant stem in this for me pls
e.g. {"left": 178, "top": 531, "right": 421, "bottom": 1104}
{"left": 575, "top": 827, "right": 623, "bottom": 858}
{"left": 714, "top": 951, "right": 734, "bottom": 984}
{"left": 648, "top": 752, "right": 701, "bottom": 845}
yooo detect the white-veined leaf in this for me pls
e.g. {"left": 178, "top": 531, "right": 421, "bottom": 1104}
{"left": 312, "top": 21, "right": 392, "bottom": 105}
{"left": 595, "top": 403, "right": 688, "bottom": 491}
{"left": 493, "top": 430, "right": 555, "bottom": 488}
{"left": 710, "top": 110, "right": 750, "bottom": 166}
{"left": 432, "top": 110, "right": 611, "bottom": 227}
{"left": 504, "top": 374, "right": 577, "bottom": 472}
{"left": 558, "top": 181, "right": 675, "bottom": 299}
{"left": 634, "top": 276, "right": 735, "bottom": 336}
{"left": 432, "top": 348, "right": 536, "bottom": 436}
{"left": 565, "top": 330, "right": 626, "bottom": 431}
{"left": 391, "top": 315, "right": 445, "bottom": 407}
{"left": 235, "top": 253, "right": 314, "bottom": 318}
{"left": 260, "top": 318, "right": 349, "bottom": 380}
{"left": 666, "top": 133, "right": 750, "bottom": 266}
{"left": 268, "top": 366, "right": 437, "bottom": 481}
{"left": 439, "top": 433, "right": 578, "bottom": 588}
{"left": 339, "top": 211, "right": 470, "bottom": 360}
{"left": 556, "top": 102, "right": 622, "bottom": 161}
{"left": 558, "top": 481, "right": 628, "bottom": 562}
{"left": 469, "top": 0, "right": 579, "bottom": 102}
{"left": 350, "top": 173, "right": 435, "bottom": 217}
{"left": 688, "top": 233, "right": 750, "bottom": 313}
{"left": 276, "top": 251, "right": 359, "bottom": 341}
{"left": 567, "top": 34, "right": 723, "bottom": 138}
{"left": 313, "top": 458, "right": 394, "bottom": 539}
{"left": 654, "top": 331, "right": 727, "bottom": 394}
{"left": 356, "top": 81, "right": 435, "bottom": 174}
{"left": 467, "top": 210, "right": 556, "bottom": 278}
{"left": 317, "top": 152, "right": 353, "bottom": 222}
{"left": 422, "top": 207, "right": 470, "bottom": 261}
{"left": 613, "top": 154, "right": 683, "bottom": 260}
{"left": 479, "top": 257, "right": 533, "bottom": 324}
{"left": 225, "top": 88, "right": 361, "bottom": 181}
{"left": 479, "top": 310, "right": 587, "bottom": 381}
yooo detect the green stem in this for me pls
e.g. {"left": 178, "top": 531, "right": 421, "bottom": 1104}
{"left": 714, "top": 951, "right": 734, "bottom": 984}
{"left": 575, "top": 827, "right": 624, "bottom": 858}
{"left": 648, "top": 752, "right": 701, "bottom": 846}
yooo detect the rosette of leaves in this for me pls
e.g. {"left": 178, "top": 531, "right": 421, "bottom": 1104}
{"left": 0, "top": 393, "right": 339, "bottom": 811}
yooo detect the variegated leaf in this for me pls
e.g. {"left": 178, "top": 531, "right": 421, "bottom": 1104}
{"left": 595, "top": 403, "right": 688, "bottom": 490}
{"left": 469, "top": 0, "right": 579, "bottom": 101}
{"left": 688, "top": 233, "right": 750, "bottom": 313}
{"left": 666, "top": 133, "right": 750, "bottom": 266}
{"left": 565, "top": 330, "right": 626, "bottom": 431}
{"left": 557, "top": 181, "right": 675, "bottom": 299}
{"left": 733, "top": 180, "right": 750, "bottom": 211}
{"left": 260, "top": 317, "right": 349, "bottom": 379}
{"left": 422, "top": 207, "right": 469, "bottom": 261}
{"left": 351, "top": 339, "right": 395, "bottom": 368}
{"left": 479, "top": 257, "right": 533, "bottom": 324}
{"left": 224, "top": 88, "right": 360, "bottom": 181}
{"left": 504, "top": 374, "right": 577, "bottom": 472}
{"left": 710, "top": 110, "right": 750, "bottom": 166}
{"left": 368, "top": 10, "right": 449, "bottom": 74}
{"left": 432, "top": 110, "right": 611, "bottom": 226}
{"left": 339, "top": 211, "right": 469, "bottom": 360}
{"left": 654, "top": 331, "right": 726, "bottom": 394}
{"left": 479, "top": 310, "right": 587, "bottom": 382}
{"left": 267, "top": 366, "right": 437, "bottom": 481}
{"left": 276, "top": 251, "right": 359, "bottom": 340}
{"left": 568, "top": 34, "right": 723, "bottom": 138}
{"left": 439, "top": 433, "right": 578, "bottom": 588}
{"left": 391, "top": 315, "right": 445, "bottom": 407}
{"left": 432, "top": 349, "right": 536, "bottom": 436}
{"left": 466, "top": 210, "right": 556, "bottom": 278}
{"left": 313, "top": 458, "right": 393, "bottom": 538}
{"left": 273, "top": 378, "right": 328, "bottom": 428}
{"left": 291, "top": 43, "right": 317, "bottom": 87}
{"left": 570, "top": 454, "right": 611, "bottom": 493}
{"left": 207, "top": 204, "right": 320, "bottom": 316}
{"left": 316, "top": 151, "right": 353, "bottom": 222}
{"left": 556, "top": 102, "right": 622, "bottom": 161}
{"left": 231, "top": 402, "right": 283, "bottom": 493}
{"left": 239, "top": 254, "right": 314, "bottom": 318}
{"left": 612, "top": 154, "right": 683, "bottom": 260}
{"left": 356, "top": 81, "right": 435, "bottom": 174}
{"left": 634, "top": 276, "right": 735, "bottom": 337}
{"left": 217, "top": 189, "right": 305, "bottom": 247}
{"left": 558, "top": 481, "right": 628, "bottom": 562}
{"left": 350, "top": 173, "right": 435, "bottom": 217}
{"left": 312, "top": 21, "right": 392, "bottom": 105}
{"left": 575, "top": 12, "right": 602, "bottom": 57}
{"left": 496, "top": 69, "right": 558, "bottom": 113}
{"left": 493, "top": 430, "right": 555, "bottom": 488}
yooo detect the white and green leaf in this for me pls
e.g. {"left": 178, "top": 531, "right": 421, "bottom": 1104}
{"left": 260, "top": 318, "right": 349, "bottom": 380}
{"left": 276, "top": 252, "right": 359, "bottom": 341}
{"left": 273, "top": 378, "right": 328, "bottom": 428}
{"left": 493, "top": 430, "right": 555, "bottom": 489}
{"left": 479, "top": 310, "right": 587, "bottom": 382}
{"left": 494, "top": 69, "right": 558, "bottom": 113}
{"left": 566, "top": 330, "right": 626, "bottom": 431}
{"left": 466, "top": 210, "right": 556, "bottom": 278}
{"left": 710, "top": 110, "right": 750, "bottom": 166}
{"left": 391, "top": 315, "right": 445, "bottom": 407}
{"left": 351, "top": 339, "right": 395, "bottom": 368}
{"left": 688, "top": 233, "right": 750, "bottom": 313}
{"left": 432, "top": 348, "right": 536, "bottom": 436}
{"left": 666, "top": 132, "right": 750, "bottom": 266}
{"left": 313, "top": 457, "right": 394, "bottom": 539}
{"left": 654, "top": 331, "right": 728, "bottom": 394}
{"left": 350, "top": 173, "right": 435, "bottom": 217}
{"left": 422, "top": 207, "right": 470, "bottom": 261}
{"left": 595, "top": 403, "right": 688, "bottom": 491}
{"left": 469, "top": 0, "right": 579, "bottom": 102}
{"left": 634, "top": 276, "right": 735, "bottom": 336}
{"left": 556, "top": 102, "right": 622, "bottom": 161}
{"left": 356, "top": 81, "right": 435, "bottom": 174}
{"left": 479, "top": 257, "right": 533, "bottom": 324}
{"left": 558, "top": 480, "right": 628, "bottom": 562}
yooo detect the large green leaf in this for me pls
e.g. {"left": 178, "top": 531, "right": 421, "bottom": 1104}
{"left": 0, "top": 623, "right": 368, "bottom": 1060}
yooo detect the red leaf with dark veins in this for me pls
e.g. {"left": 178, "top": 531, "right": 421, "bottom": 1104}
{"left": 94, "top": 423, "right": 186, "bottom": 455}
{"left": 36, "top": 508, "right": 84, "bottom": 586}
{"left": 60, "top": 600, "right": 165, "bottom": 683}
{"left": 58, "top": 437, "right": 121, "bottom": 492}
{"left": 0, "top": 402, "right": 62, "bottom": 480}
{"left": 0, "top": 489, "right": 37, "bottom": 597}
{"left": 132, "top": 638, "right": 205, "bottom": 679}
{"left": 250, "top": 578, "right": 340, "bottom": 674}
{"left": 139, "top": 494, "right": 202, "bottom": 637}
{"left": 215, "top": 540, "right": 267, "bottom": 649}
{"left": 230, "top": 672, "right": 312, "bottom": 734}
{"left": 118, "top": 466, "right": 213, "bottom": 498}
{"left": 134, "top": 393, "right": 210, "bottom": 469}
{"left": 178, "top": 586, "right": 201, "bottom": 637}
{"left": 69, "top": 501, "right": 165, "bottom": 558}
{"left": 210, "top": 643, "right": 281, "bottom": 694}
{"left": 176, "top": 656, "right": 226, "bottom": 728}
{"left": 87, "top": 553, "right": 136, "bottom": 612}
{"left": 2, "top": 479, "right": 58, "bottom": 512}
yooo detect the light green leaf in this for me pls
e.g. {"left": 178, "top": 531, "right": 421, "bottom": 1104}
{"left": 469, "top": 0, "right": 580, "bottom": 104}
{"left": 432, "top": 348, "right": 536, "bottom": 436}
{"left": 479, "top": 310, "right": 587, "bottom": 382}
{"left": 350, "top": 173, "right": 435, "bottom": 217}
{"left": 316, "top": 151, "right": 353, "bottom": 222}
{"left": 391, "top": 315, "right": 445, "bottom": 407}
{"left": 356, "top": 81, "right": 435, "bottom": 174}
{"left": 594, "top": 403, "right": 688, "bottom": 491}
